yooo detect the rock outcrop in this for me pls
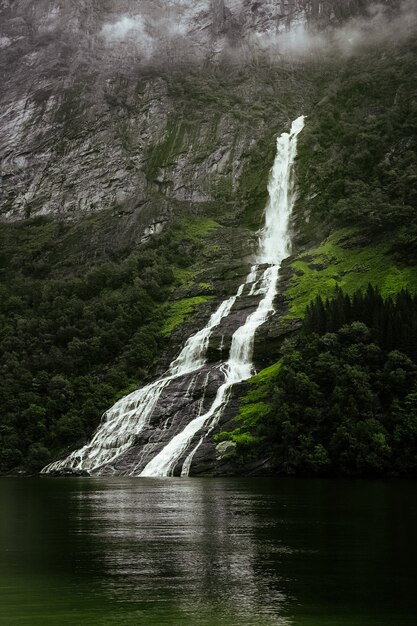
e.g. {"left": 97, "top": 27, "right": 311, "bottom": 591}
{"left": 0, "top": 0, "right": 390, "bottom": 226}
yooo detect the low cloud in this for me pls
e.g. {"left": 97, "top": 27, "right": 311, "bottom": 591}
{"left": 101, "top": 15, "right": 155, "bottom": 58}
{"left": 99, "top": 0, "right": 417, "bottom": 67}
{"left": 102, "top": 16, "right": 144, "bottom": 41}
{"left": 248, "top": 0, "right": 417, "bottom": 61}
{"left": 100, "top": 5, "right": 198, "bottom": 64}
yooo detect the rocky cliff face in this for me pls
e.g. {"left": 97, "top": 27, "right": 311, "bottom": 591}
{"left": 0, "top": 2, "right": 284, "bottom": 234}
{"left": 0, "top": 0, "right": 397, "bottom": 230}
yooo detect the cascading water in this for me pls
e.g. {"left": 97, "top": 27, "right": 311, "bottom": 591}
{"left": 42, "top": 292, "right": 240, "bottom": 473}
{"left": 141, "top": 115, "right": 305, "bottom": 477}
{"left": 42, "top": 115, "right": 304, "bottom": 477}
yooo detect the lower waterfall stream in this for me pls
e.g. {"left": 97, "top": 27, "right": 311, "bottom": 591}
{"left": 43, "top": 115, "right": 305, "bottom": 477}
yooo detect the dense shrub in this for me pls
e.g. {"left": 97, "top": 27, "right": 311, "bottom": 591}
{"left": 228, "top": 288, "right": 417, "bottom": 476}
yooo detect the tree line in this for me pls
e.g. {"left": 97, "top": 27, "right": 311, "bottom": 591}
{"left": 230, "top": 286, "right": 417, "bottom": 476}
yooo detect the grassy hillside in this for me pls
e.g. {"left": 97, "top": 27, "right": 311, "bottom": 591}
{"left": 287, "top": 228, "right": 417, "bottom": 318}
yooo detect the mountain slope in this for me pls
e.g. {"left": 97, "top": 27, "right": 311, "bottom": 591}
{"left": 0, "top": 0, "right": 416, "bottom": 474}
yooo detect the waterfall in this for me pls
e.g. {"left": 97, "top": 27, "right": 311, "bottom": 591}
{"left": 140, "top": 115, "right": 304, "bottom": 477}
{"left": 42, "top": 115, "right": 304, "bottom": 476}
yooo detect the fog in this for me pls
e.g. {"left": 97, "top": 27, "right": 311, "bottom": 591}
{"left": 98, "top": 0, "right": 417, "bottom": 66}
{"left": 255, "top": 0, "right": 417, "bottom": 58}
{"left": 1, "top": 0, "right": 416, "bottom": 76}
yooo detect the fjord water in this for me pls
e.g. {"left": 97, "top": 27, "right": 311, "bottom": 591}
{"left": 1, "top": 478, "right": 416, "bottom": 626}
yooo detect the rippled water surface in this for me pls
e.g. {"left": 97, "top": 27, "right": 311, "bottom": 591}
{"left": 1, "top": 477, "right": 416, "bottom": 625}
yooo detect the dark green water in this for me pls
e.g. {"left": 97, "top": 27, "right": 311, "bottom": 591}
{"left": 0, "top": 478, "right": 416, "bottom": 626}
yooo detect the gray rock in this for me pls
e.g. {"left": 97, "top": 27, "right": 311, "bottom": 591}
{"left": 1, "top": 0, "right": 368, "bottom": 225}
{"left": 215, "top": 440, "right": 236, "bottom": 459}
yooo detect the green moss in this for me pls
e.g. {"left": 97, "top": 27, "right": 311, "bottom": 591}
{"left": 216, "top": 360, "right": 282, "bottom": 449}
{"left": 286, "top": 228, "right": 417, "bottom": 318}
{"left": 162, "top": 296, "right": 213, "bottom": 336}
{"left": 292, "top": 38, "right": 417, "bottom": 256}
{"left": 251, "top": 360, "right": 282, "bottom": 384}
{"left": 181, "top": 218, "right": 219, "bottom": 239}
{"left": 144, "top": 108, "right": 223, "bottom": 182}
{"left": 238, "top": 402, "right": 272, "bottom": 427}
{"left": 238, "top": 134, "right": 276, "bottom": 231}
{"left": 144, "top": 117, "right": 189, "bottom": 180}
{"left": 165, "top": 217, "right": 220, "bottom": 249}
{"left": 172, "top": 267, "right": 196, "bottom": 284}
{"left": 215, "top": 428, "right": 257, "bottom": 446}
{"left": 237, "top": 361, "right": 283, "bottom": 406}
{"left": 169, "top": 218, "right": 220, "bottom": 289}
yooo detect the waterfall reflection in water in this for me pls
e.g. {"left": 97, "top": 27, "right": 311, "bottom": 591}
{"left": 2, "top": 477, "right": 417, "bottom": 626}
{"left": 74, "top": 479, "right": 292, "bottom": 626}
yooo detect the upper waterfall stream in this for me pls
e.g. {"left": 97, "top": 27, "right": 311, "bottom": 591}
{"left": 42, "top": 116, "right": 305, "bottom": 477}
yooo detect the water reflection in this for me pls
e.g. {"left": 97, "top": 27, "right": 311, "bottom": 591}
{"left": 74, "top": 479, "right": 291, "bottom": 625}
{"left": 1, "top": 477, "right": 417, "bottom": 626}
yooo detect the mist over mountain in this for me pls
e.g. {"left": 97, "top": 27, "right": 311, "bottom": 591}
{"left": 1, "top": 0, "right": 414, "bottom": 223}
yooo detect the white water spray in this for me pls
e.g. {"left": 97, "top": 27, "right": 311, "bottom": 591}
{"left": 42, "top": 115, "right": 304, "bottom": 476}
{"left": 42, "top": 292, "right": 241, "bottom": 473}
{"left": 141, "top": 115, "right": 305, "bottom": 477}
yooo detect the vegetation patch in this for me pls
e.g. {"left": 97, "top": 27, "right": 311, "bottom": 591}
{"left": 0, "top": 213, "right": 221, "bottom": 473}
{"left": 162, "top": 296, "right": 213, "bottom": 336}
{"left": 286, "top": 228, "right": 417, "bottom": 318}
{"left": 219, "top": 287, "right": 417, "bottom": 476}
{"left": 294, "top": 37, "right": 417, "bottom": 259}
{"left": 215, "top": 360, "right": 282, "bottom": 451}
{"left": 179, "top": 217, "right": 219, "bottom": 239}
